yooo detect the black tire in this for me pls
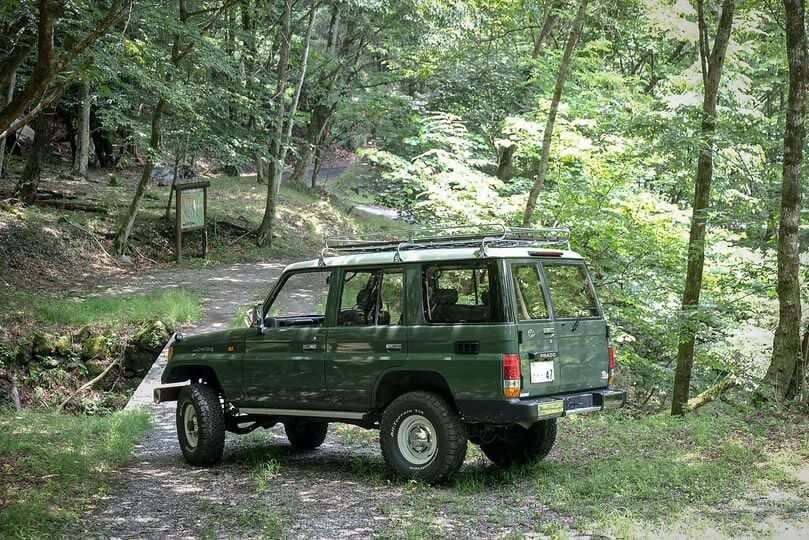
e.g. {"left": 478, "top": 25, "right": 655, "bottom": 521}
{"left": 480, "top": 419, "right": 557, "bottom": 467}
{"left": 176, "top": 384, "right": 225, "bottom": 466}
{"left": 380, "top": 391, "right": 467, "bottom": 483}
{"left": 284, "top": 420, "right": 328, "bottom": 450}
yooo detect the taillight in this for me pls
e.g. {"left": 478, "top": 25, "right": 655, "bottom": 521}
{"left": 503, "top": 353, "right": 521, "bottom": 398}
{"left": 608, "top": 346, "right": 616, "bottom": 385}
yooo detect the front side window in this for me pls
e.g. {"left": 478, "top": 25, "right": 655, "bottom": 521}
{"left": 267, "top": 271, "right": 330, "bottom": 318}
{"left": 423, "top": 262, "right": 501, "bottom": 323}
{"left": 337, "top": 268, "right": 404, "bottom": 326}
{"left": 512, "top": 264, "right": 549, "bottom": 320}
{"left": 543, "top": 263, "right": 599, "bottom": 318}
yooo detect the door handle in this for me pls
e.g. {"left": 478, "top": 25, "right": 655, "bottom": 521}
{"left": 386, "top": 343, "right": 403, "bottom": 351}
{"left": 543, "top": 328, "right": 555, "bottom": 335}
{"left": 302, "top": 343, "right": 318, "bottom": 351}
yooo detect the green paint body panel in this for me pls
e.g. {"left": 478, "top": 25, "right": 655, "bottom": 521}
{"left": 162, "top": 249, "right": 616, "bottom": 423}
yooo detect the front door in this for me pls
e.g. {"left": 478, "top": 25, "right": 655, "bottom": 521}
{"left": 242, "top": 269, "right": 333, "bottom": 408}
{"left": 326, "top": 267, "right": 407, "bottom": 410}
{"left": 510, "top": 261, "right": 562, "bottom": 397}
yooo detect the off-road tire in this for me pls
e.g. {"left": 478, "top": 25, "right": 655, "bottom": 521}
{"left": 480, "top": 418, "right": 557, "bottom": 467}
{"left": 176, "top": 384, "right": 225, "bottom": 466}
{"left": 380, "top": 391, "right": 467, "bottom": 483}
{"left": 284, "top": 420, "right": 328, "bottom": 450}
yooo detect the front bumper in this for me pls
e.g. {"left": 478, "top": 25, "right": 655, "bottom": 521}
{"left": 457, "top": 388, "right": 626, "bottom": 425}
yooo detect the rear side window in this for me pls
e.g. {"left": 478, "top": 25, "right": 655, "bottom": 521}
{"left": 512, "top": 264, "right": 549, "bottom": 320}
{"left": 337, "top": 268, "right": 404, "bottom": 326}
{"left": 423, "top": 262, "right": 502, "bottom": 323}
{"left": 543, "top": 263, "right": 599, "bottom": 318}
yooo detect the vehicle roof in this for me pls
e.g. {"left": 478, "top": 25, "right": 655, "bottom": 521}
{"left": 284, "top": 247, "right": 584, "bottom": 272}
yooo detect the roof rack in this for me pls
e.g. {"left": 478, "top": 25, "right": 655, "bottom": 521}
{"left": 319, "top": 224, "right": 570, "bottom": 264}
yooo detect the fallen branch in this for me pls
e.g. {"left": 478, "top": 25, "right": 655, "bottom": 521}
{"left": 685, "top": 374, "right": 737, "bottom": 413}
{"left": 36, "top": 199, "right": 108, "bottom": 213}
{"left": 58, "top": 353, "right": 121, "bottom": 411}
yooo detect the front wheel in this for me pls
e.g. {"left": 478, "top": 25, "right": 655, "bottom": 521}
{"left": 380, "top": 391, "right": 467, "bottom": 483}
{"left": 480, "top": 419, "right": 557, "bottom": 467}
{"left": 176, "top": 384, "right": 225, "bottom": 466}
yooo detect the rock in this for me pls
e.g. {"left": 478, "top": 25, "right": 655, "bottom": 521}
{"left": 118, "top": 255, "right": 132, "bottom": 265}
{"left": 76, "top": 326, "right": 94, "bottom": 342}
{"left": 54, "top": 335, "right": 72, "bottom": 355}
{"left": 31, "top": 332, "right": 58, "bottom": 359}
{"left": 124, "top": 320, "right": 170, "bottom": 373}
{"left": 82, "top": 335, "right": 109, "bottom": 360}
{"left": 133, "top": 320, "right": 170, "bottom": 353}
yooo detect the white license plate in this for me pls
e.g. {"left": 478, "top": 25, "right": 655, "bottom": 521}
{"left": 530, "top": 361, "right": 555, "bottom": 383}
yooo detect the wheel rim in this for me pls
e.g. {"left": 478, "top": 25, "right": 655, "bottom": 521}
{"left": 397, "top": 414, "right": 437, "bottom": 465}
{"left": 183, "top": 403, "right": 199, "bottom": 449}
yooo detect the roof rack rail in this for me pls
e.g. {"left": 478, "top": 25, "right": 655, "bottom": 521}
{"left": 320, "top": 223, "right": 570, "bottom": 263}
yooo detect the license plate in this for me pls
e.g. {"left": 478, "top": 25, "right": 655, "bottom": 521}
{"left": 530, "top": 361, "right": 555, "bottom": 383}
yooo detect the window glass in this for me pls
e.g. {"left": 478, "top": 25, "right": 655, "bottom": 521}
{"left": 337, "top": 269, "right": 403, "bottom": 326}
{"left": 423, "top": 263, "right": 500, "bottom": 323}
{"left": 268, "top": 271, "right": 330, "bottom": 318}
{"left": 543, "top": 264, "right": 599, "bottom": 318}
{"left": 512, "top": 264, "right": 549, "bottom": 320}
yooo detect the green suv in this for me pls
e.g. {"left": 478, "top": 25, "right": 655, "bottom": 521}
{"left": 155, "top": 225, "right": 625, "bottom": 483}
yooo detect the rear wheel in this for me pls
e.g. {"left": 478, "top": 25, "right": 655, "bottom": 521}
{"left": 176, "top": 384, "right": 225, "bottom": 466}
{"left": 380, "top": 391, "right": 467, "bottom": 483}
{"left": 284, "top": 420, "right": 328, "bottom": 450}
{"left": 480, "top": 419, "right": 557, "bottom": 467}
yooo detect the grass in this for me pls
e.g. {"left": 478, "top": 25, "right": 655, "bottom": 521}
{"left": 451, "top": 405, "right": 809, "bottom": 538}
{"left": 0, "top": 409, "right": 151, "bottom": 539}
{"left": 1, "top": 289, "right": 201, "bottom": 331}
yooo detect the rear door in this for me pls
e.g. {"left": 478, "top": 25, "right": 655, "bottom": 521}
{"left": 509, "top": 261, "right": 563, "bottom": 397}
{"left": 541, "top": 261, "right": 608, "bottom": 393}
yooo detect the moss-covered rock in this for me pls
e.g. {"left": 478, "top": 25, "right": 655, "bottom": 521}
{"left": 54, "top": 335, "right": 72, "bottom": 355}
{"left": 124, "top": 320, "right": 171, "bottom": 374}
{"left": 31, "top": 332, "right": 58, "bottom": 359}
{"left": 81, "top": 335, "right": 110, "bottom": 360}
{"left": 132, "top": 320, "right": 170, "bottom": 353}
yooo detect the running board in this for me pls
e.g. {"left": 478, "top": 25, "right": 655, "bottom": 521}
{"left": 239, "top": 407, "right": 366, "bottom": 420}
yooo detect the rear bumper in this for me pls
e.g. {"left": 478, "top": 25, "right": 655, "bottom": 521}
{"left": 457, "top": 388, "right": 626, "bottom": 424}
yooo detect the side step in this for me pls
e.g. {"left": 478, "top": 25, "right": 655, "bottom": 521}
{"left": 239, "top": 407, "right": 366, "bottom": 420}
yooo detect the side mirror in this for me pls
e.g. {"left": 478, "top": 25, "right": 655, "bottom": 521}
{"left": 249, "top": 304, "right": 264, "bottom": 332}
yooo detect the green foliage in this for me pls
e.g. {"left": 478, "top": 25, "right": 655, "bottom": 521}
{"left": 0, "top": 409, "right": 150, "bottom": 538}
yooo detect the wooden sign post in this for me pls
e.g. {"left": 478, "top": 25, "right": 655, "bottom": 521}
{"left": 174, "top": 180, "right": 210, "bottom": 262}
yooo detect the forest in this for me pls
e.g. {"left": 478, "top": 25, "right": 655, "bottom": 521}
{"left": 0, "top": 0, "right": 808, "bottom": 538}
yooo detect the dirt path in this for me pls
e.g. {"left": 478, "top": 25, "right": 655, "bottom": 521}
{"left": 71, "top": 262, "right": 577, "bottom": 539}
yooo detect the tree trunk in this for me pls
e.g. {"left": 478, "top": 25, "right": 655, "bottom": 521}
{"left": 496, "top": 143, "right": 517, "bottom": 181}
{"left": 15, "top": 113, "right": 48, "bottom": 204}
{"left": 522, "top": 0, "right": 588, "bottom": 227}
{"left": 113, "top": 99, "right": 164, "bottom": 256}
{"left": 764, "top": 0, "right": 806, "bottom": 402}
{"left": 0, "top": 70, "right": 15, "bottom": 177}
{"left": 256, "top": 3, "right": 315, "bottom": 247}
{"left": 289, "top": 145, "right": 313, "bottom": 186}
{"left": 73, "top": 81, "right": 90, "bottom": 177}
{"left": 531, "top": 0, "right": 562, "bottom": 59}
{"left": 671, "top": 0, "right": 735, "bottom": 416}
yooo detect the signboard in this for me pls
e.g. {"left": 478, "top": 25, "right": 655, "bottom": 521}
{"left": 180, "top": 188, "right": 205, "bottom": 230}
{"left": 174, "top": 181, "right": 210, "bottom": 262}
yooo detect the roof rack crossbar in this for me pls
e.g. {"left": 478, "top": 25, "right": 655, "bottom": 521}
{"left": 322, "top": 224, "right": 570, "bottom": 260}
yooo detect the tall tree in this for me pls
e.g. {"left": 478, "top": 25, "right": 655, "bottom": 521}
{"left": 255, "top": 3, "right": 315, "bottom": 247}
{"left": 0, "top": 0, "right": 131, "bottom": 138}
{"left": 671, "top": 0, "right": 735, "bottom": 416}
{"left": 764, "top": 0, "right": 807, "bottom": 402}
{"left": 521, "top": 0, "right": 589, "bottom": 226}
{"left": 73, "top": 81, "right": 91, "bottom": 177}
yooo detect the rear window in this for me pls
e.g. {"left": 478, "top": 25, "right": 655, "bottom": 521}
{"left": 511, "top": 264, "right": 549, "bottom": 320}
{"left": 422, "top": 262, "right": 502, "bottom": 323}
{"left": 543, "top": 263, "right": 599, "bottom": 318}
